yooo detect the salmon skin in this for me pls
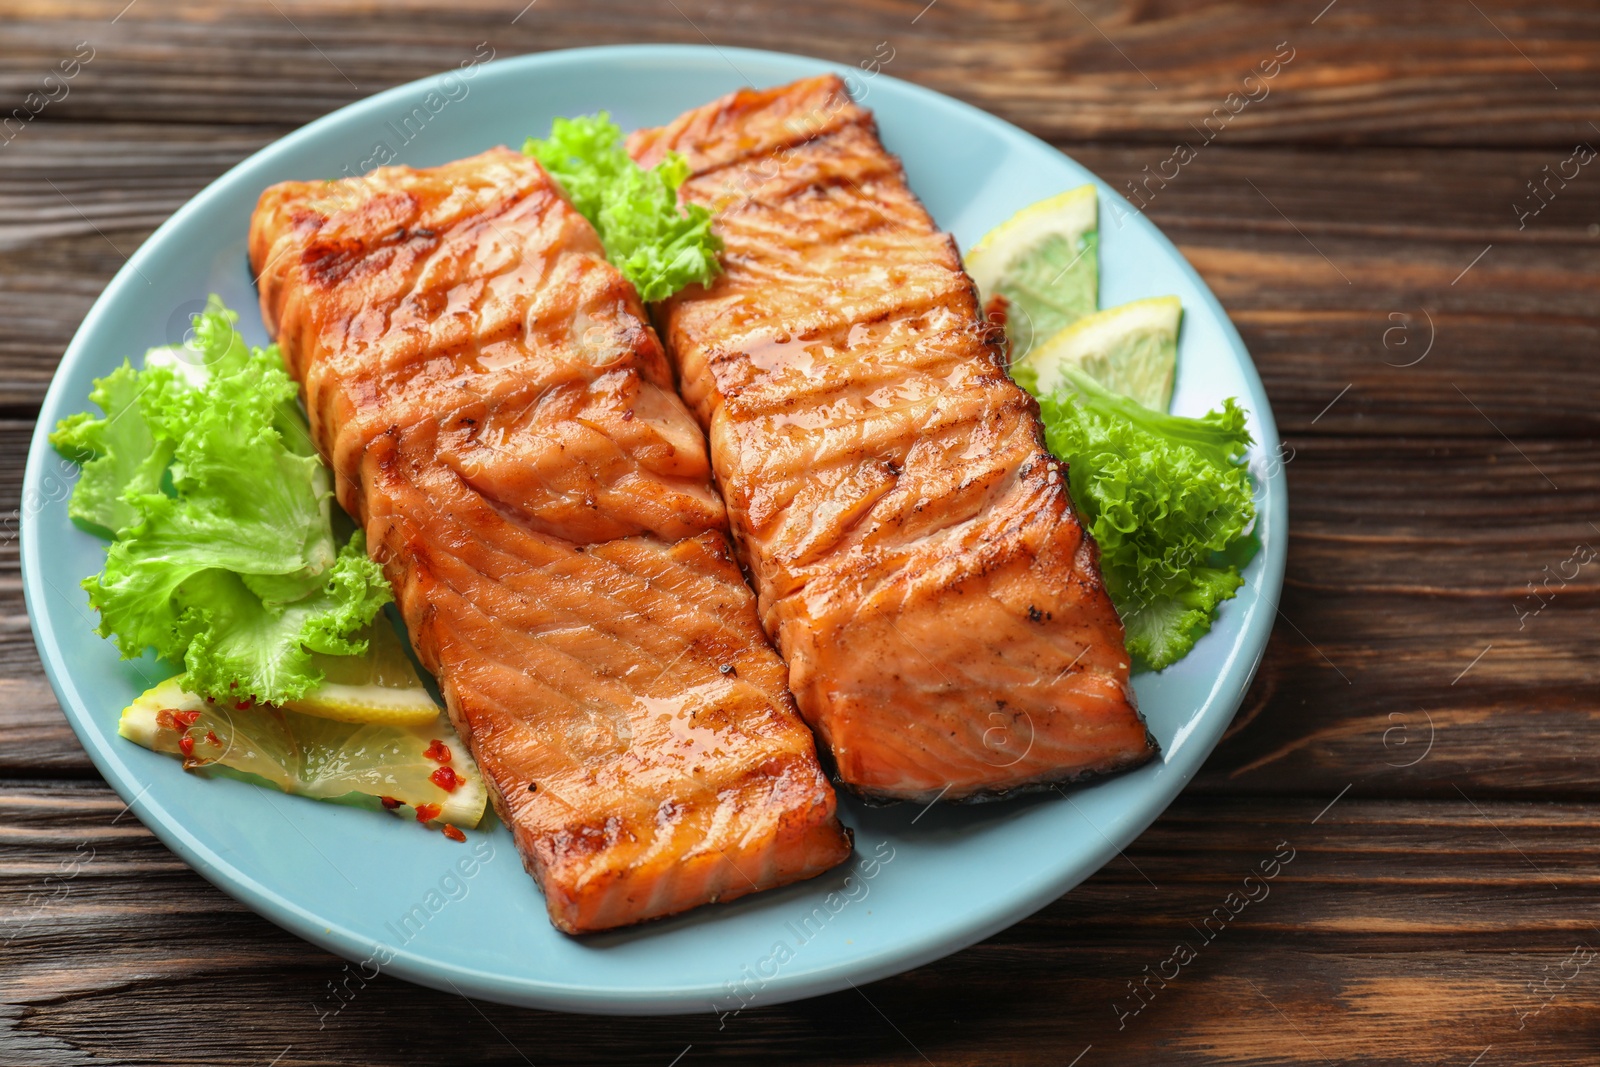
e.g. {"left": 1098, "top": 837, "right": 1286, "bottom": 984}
{"left": 249, "top": 147, "right": 851, "bottom": 933}
{"left": 631, "top": 77, "right": 1159, "bottom": 802}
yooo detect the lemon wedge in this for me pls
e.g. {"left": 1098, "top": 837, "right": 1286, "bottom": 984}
{"left": 283, "top": 618, "right": 440, "bottom": 727}
{"left": 119, "top": 675, "right": 486, "bottom": 829}
{"left": 965, "top": 184, "right": 1098, "bottom": 360}
{"left": 1013, "top": 296, "right": 1182, "bottom": 412}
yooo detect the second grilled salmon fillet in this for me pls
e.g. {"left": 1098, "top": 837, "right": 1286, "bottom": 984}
{"left": 631, "top": 77, "right": 1158, "bottom": 801}
{"left": 249, "top": 147, "right": 851, "bottom": 933}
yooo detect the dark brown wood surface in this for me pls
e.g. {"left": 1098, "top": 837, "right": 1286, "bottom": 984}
{"left": 2, "top": 1, "right": 1597, "bottom": 1063}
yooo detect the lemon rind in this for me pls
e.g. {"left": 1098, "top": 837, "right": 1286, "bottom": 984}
{"left": 284, "top": 681, "right": 442, "bottom": 726}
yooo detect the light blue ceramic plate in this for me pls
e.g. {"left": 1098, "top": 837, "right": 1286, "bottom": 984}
{"left": 22, "top": 45, "right": 1286, "bottom": 1015}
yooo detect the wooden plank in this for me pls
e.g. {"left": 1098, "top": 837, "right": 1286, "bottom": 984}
{"left": 2, "top": 126, "right": 1598, "bottom": 434}
{"left": 0, "top": 124, "right": 281, "bottom": 411}
{"left": 5, "top": 424, "right": 1596, "bottom": 794}
{"left": 1199, "top": 434, "right": 1599, "bottom": 795}
{"left": 0, "top": 420, "right": 93, "bottom": 777}
{"left": 1099, "top": 144, "right": 1600, "bottom": 439}
{"left": 1, "top": 1, "right": 1597, "bottom": 145}
{"left": 2, "top": 784, "right": 1597, "bottom": 1065}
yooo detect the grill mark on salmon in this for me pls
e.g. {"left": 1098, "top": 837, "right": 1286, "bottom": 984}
{"left": 249, "top": 147, "right": 851, "bottom": 933}
{"left": 631, "top": 77, "right": 1158, "bottom": 801}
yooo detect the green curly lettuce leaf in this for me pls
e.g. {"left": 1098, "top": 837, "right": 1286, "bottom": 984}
{"left": 1036, "top": 367, "right": 1257, "bottom": 670}
{"left": 524, "top": 112, "right": 721, "bottom": 301}
{"left": 172, "top": 536, "right": 390, "bottom": 701}
{"left": 48, "top": 363, "right": 175, "bottom": 538}
{"left": 53, "top": 295, "right": 391, "bottom": 703}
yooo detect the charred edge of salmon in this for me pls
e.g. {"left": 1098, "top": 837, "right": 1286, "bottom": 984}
{"left": 797, "top": 704, "right": 1157, "bottom": 807}
{"left": 536, "top": 821, "right": 861, "bottom": 937}
{"left": 626, "top": 74, "right": 866, "bottom": 179}
{"left": 839, "top": 736, "right": 1161, "bottom": 807}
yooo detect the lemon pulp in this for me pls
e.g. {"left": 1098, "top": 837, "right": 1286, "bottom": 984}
{"left": 119, "top": 675, "right": 485, "bottom": 829}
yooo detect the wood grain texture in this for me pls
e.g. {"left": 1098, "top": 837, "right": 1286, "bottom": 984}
{"left": 4, "top": 785, "right": 1599, "bottom": 1066}
{"left": 1, "top": 3, "right": 1597, "bottom": 1064}
{"left": 2, "top": 0, "right": 1598, "bottom": 145}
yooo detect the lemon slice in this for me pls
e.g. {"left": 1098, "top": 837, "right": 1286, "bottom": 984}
{"left": 1013, "top": 296, "right": 1182, "bottom": 412}
{"left": 283, "top": 619, "right": 440, "bottom": 727}
{"left": 119, "top": 675, "right": 486, "bottom": 829}
{"left": 965, "top": 184, "right": 1098, "bottom": 360}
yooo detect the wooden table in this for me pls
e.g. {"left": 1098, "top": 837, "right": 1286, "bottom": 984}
{"left": 3, "top": 2, "right": 1596, "bottom": 1063}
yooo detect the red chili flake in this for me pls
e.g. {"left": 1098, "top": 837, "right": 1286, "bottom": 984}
{"left": 414, "top": 802, "right": 442, "bottom": 824}
{"left": 156, "top": 710, "right": 177, "bottom": 730}
{"left": 205, "top": 731, "right": 221, "bottom": 748}
{"left": 178, "top": 735, "right": 195, "bottom": 758}
{"left": 234, "top": 697, "right": 255, "bottom": 711}
{"left": 442, "top": 825, "right": 466, "bottom": 843}
{"left": 174, "top": 709, "right": 202, "bottom": 728}
{"left": 379, "top": 796, "right": 402, "bottom": 810}
{"left": 430, "top": 766, "right": 461, "bottom": 793}
{"left": 621, "top": 409, "right": 635, "bottom": 422}
{"left": 423, "top": 740, "right": 452, "bottom": 764}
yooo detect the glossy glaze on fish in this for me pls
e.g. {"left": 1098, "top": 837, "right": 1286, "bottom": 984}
{"left": 249, "top": 148, "right": 851, "bottom": 933}
{"left": 631, "top": 77, "right": 1158, "bottom": 801}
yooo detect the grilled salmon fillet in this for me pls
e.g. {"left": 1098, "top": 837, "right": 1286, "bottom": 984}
{"left": 630, "top": 77, "right": 1158, "bottom": 801}
{"left": 249, "top": 147, "right": 851, "bottom": 933}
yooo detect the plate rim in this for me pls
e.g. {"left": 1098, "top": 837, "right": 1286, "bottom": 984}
{"left": 20, "top": 42, "right": 1288, "bottom": 1015}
